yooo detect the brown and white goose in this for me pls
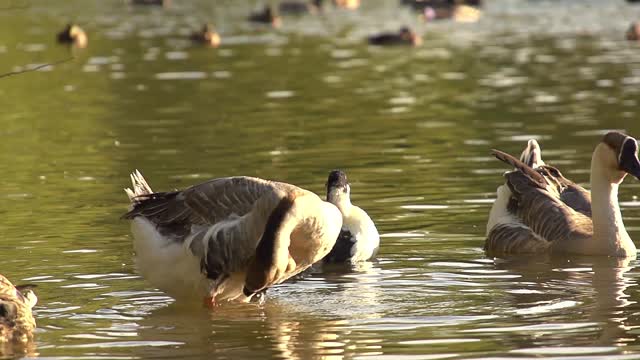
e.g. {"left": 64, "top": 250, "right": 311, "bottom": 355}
{"left": 485, "top": 132, "right": 640, "bottom": 258}
{"left": 123, "top": 171, "right": 342, "bottom": 306}
{"left": 0, "top": 275, "right": 37, "bottom": 344}
{"left": 323, "top": 170, "right": 380, "bottom": 263}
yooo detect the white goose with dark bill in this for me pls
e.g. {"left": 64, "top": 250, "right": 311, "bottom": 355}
{"left": 485, "top": 131, "right": 640, "bottom": 258}
{"left": 322, "top": 170, "right": 380, "bottom": 263}
{"left": 123, "top": 171, "right": 343, "bottom": 306}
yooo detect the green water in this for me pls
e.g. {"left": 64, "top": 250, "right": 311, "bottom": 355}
{"left": 3, "top": 0, "right": 640, "bottom": 358}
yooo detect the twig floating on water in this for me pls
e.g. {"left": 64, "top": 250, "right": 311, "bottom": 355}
{"left": 0, "top": 57, "right": 74, "bottom": 79}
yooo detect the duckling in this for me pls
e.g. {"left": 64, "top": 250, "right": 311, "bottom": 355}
{"left": 56, "top": 24, "right": 88, "bottom": 48}
{"left": 323, "top": 170, "right": 380, "bottom": 264}
{"left": 333, "top": 0, "right": 360, "bottom": 10}
{"left": 279, "top": 0, "right": 323, "bottom": 15}
{"left": 130, "top": 0, "right": 170, "bottom": 6}
{"left": 248, "top": 5, "right": 282, "bottom": 28}
{"left": 0, "top": 275, "right": 37, "bottom": 344}
{"left": 627, "top": 22, "right": 640, "bottom": 41}
{"left": 368, "top": 27, "right": 422, "bottom": 46}
{"left": 190, "top": 24, "right": 221, "bottom": 47}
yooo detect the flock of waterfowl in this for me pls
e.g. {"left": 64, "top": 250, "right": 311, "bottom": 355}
{"left": 5, "top": 0, "right": 640, "bottom": 350}
{"left": 56, "top": 0, "right": 485, "bottom": 49}
{"left": 4, "top": 130, "right": 639, "bottom": 344}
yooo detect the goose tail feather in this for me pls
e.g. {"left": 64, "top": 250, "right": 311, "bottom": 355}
{"left": 491, "top": 149, "right": 547, "bottom": 189}
{"left": 125, "top": 170, "right": 154, "bottom": 203}
{"left": 520, "top": 139, "right": 545, "bottom": 168}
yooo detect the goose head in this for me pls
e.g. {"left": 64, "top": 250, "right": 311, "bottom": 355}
{"left": 326, "top": 170, "right": 351, "bottom": 212}
{"left": 597, "top": 131, "right": 640, "bottom": 184}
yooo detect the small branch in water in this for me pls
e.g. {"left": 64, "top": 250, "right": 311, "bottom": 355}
{"left": 0, "top": 57, "right": 74, "bottom": 79}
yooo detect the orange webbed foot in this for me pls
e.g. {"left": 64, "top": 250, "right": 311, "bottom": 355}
{"left": 203, "top": 295, "right": 217, "bottom": 309}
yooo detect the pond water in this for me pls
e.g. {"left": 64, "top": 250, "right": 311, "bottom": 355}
{"left": 3, "top": 0, "right": 640, "bottom": 358}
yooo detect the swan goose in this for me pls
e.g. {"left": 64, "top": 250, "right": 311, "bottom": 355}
{"left": 123, "top": 171, "right": 342, "bottom": 306}
{"left": 323, "top": 170, "right": 380, "bottom": 263}
{"left": 485, "top": 131, "right": 640, "bottom": 258}
{"left": 0, "top": 275, "right": 37, "bottom": 344}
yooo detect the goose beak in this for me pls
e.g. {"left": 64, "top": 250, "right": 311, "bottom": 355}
{"left": 622, "top": 157, "right": 640, "bottom": 180}
{"left": 620, "top": 138, "right": 640, "bottom": 180}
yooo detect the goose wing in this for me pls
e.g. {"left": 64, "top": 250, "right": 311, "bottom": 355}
{"left": 505, "top": 169, "right": 593, "bottom": 243}
{"left": 492, "top": 150, "right": 593, "bottom": 243}
{"left": 537, "top": 166, "right": 592, "bottom": 217}
{"left": 123, "top": 176, "right": 302, "bottom": 238}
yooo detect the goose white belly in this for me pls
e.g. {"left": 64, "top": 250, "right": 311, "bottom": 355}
{"left": 486, "top": 185, "right": 518, "bottom": 234}
{"left": 130, "top": 218, "right": 248, "bottom": 302}
{"left": 131, "top": 218, "right": 208, "bottom": 300}
{"left": 338, "top": 206, "right": 380, "bottom": 262}
{"left": 324, "top": 206, "right": 380, "bottom": 263}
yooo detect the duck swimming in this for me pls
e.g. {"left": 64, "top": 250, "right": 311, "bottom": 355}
{"left": 190, "top": 24, "right": 221, "bottom": 47}
{"left": 0, "top": 275, "right": 36, "bottom": 344}
{"left": 123, "top": 171, "right": 342, "bottom": 306}
{"left": 56, "top": 24, "right": 87, "bottom": 48}
{"left": 485, "top": 132, "right": 640, "bottom": 258}
{"left": 368, "top": 27, "right": 422, "bottom": 46}
{"left": 248, "top": 5, "right": 282, "bottom": 28}
{"left": 323, "top": 170, "right": 380, "bottom": 264}
{"left": 278, "top": 0, "right": 323, "bottom": 15}
{"left": 130, "top": 0, "right": 170, "bottom": 6}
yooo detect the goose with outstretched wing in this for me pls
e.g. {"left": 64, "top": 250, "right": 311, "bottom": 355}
{"left": 486, "top": 131, "right": 640, "bottom": 258}
{"left": 123, "top": 172, "right": 343, "bottom": 306}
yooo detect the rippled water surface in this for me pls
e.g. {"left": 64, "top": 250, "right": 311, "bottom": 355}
{"left": 3, "top": 0, "right": 640, "bottom": 358}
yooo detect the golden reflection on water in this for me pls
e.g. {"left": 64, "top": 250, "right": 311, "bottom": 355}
{"left": 2, "top": 0, "right": 640, "bottom": 359}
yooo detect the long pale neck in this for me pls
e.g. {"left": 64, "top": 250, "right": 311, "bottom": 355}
{"left": 328, "top": 190, "right": 352, "bottom": 216}
{"left": 589, "top": 156, "right": 631, "bottom": 255}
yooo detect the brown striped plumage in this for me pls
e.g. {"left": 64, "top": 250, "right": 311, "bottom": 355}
{"left": 486, "top": 132, "right": 640, "bottom": 258}
{"left": 486, "top": 142, "right": 593, "bottom": 256}
{"left": 0, "top": 275, "right": 36, "bottom": 344}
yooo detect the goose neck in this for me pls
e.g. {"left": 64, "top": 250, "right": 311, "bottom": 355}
{"left": 590, "top": 157, "right": 635, "bottom": 257}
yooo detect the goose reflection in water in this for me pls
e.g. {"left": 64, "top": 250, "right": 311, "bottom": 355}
{"left": 128, "top": 288, "right": 384, "bottom": 360}
{"left": 491, "top": 255, "right": 635, "bottom": 349}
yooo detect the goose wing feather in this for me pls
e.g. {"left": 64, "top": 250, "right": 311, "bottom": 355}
{"left": 504, "top": 169, "right": 593, "bottom": 244}
{"left": 536, "top": 166, "right": 592, "bottom": 217}
{"left": 485, "top": 222, "right": 550, "bottom": 254}
{"left": 123, "top": 176, "right": 301, "bottom": 236}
